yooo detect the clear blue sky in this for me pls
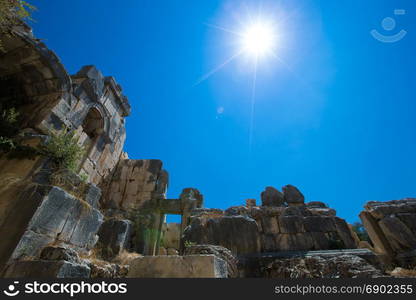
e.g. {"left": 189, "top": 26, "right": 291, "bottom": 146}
{"left": 31, "top": 0, "right": 416, "bottom": 223}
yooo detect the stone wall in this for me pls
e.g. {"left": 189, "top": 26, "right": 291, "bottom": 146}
{"left": 101, "top": 159, "right": 168, "bottom": 212}
{"left": 360, "top": 199, "right": 416, "bottom": 267}
{"left": 0, "top": 183, "right": 102, "bottom": 273}
{"left": 183, "top": 185, "right": 358, "bottom": 255}
{"left": 0, "top": 26, "right": 130, "bottom": 186}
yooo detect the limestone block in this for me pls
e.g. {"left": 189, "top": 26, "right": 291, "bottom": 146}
{"left": 262, "top": 234, "right": 277, "bottom": 252}
{"left": 98, "top": 218, "right": 132, "bottom": 259}
{"left": 303, "top": 216, "right": 335, "bottom": 233}
{"left": 246, "top": 199, "right": 256, "bottom": 207}
{"left": 278, "top": 216, "right": 304, "bottom": 233}
{"left": 308, "top": 208, "right": 336, "bottom": 217}
{"left": 127, "top": 255, "right": 227, "bottom": 278}
{"left": 366, "top": 201, "right": 416, "bottom": 219}
{"left": 84, "top": 184, "right": 101, "bottom": 208}
{"left": 225, "top": 206, "right": 249, "bottom": 216}
{"left": 396, "top": 213, "right": 416, "bottom": 235}
{"left": 359, "top": 211, "right": 393, "bottom": 256}
{"left": 184, "top": 244, "right": 238, "bottom": 278}
{"left": 306, "top": 201, "right": 328, "bottom": 208}
{"left": 162, "top": 222, "right": 181, "bottom": 250}
{"left": 261, "top": 187, "right": 284, "bottom": 207}
{"left": 183, "top": 216, "right": 261, "bottom": 255}
{"left": 310, "top": 232, "right": 331, "bottom": 249}
{"left": 282, "top": 185, "right": 305, "bottom": 205}
{"left": 11, "top": 230, "right": 55, "bottom": 260}
{"left": 39, "top": 246, "right": 81, "bottom": 264}
{"left": 261, "top": 215, "right": 280, "bottom": 234}
{"left": 3, "top": 260, "right": 91, "bottom": 278}
{"left": 378, "top": 216, "right": 416, "bottom": 251}
{"left": 275, "top": 233, "right": 314, "bottom": 251}
{"left": 25, "top": 186, "right": 103, "bottom": 249}
{"left": 333, "top": 217, "right": 357, "bottom": 249}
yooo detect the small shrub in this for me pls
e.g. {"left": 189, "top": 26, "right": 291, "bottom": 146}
{"left": 0, "top": 0, "right": 36, "bottom": 50}
{"left": 38, "top": 128, "right": 85, "bottom": 172}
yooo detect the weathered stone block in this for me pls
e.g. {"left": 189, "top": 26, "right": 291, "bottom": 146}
{"left": 396, "top": 213, "right": 416, "bottom": 235}
{"left": 184, "top": 244, "right": 238, "bottom": 278}
{"left": 306, "top": 201, "right": 327, "bottom": 208}
{"left": 359, "top": 211, "right": 394, "bottom": 256}
{"left": 3, "top": 260, "right": 90, "bottom": 278}
{"left": 261, "top": 187, "right": 284, "bottom": 207}
{"left": 304, "top": 216, "right": 335, "bottom": 233}
{"left": 378, "top": 216, "right": 416, "bottom": 251}
{"left": 246, "top": 199, "right": 256, "bottom": 207}
{"left": 85, "top": 184, "right": 101, "bottom": 208}
{"left": 282, "top": 185, "right": 304, "bottom": 205}
{"left": 310, "top": 232, "right": 331, "bottom": 249}
{"left": 39, "top": 246, "right": 81, "bottom": 264}
{"left": 275, "top": 233, "right": 314, "bottom": 251}
{"left": 127, "top": 255, "right": 227, "bottom": 278}
{"left": 11, "top": 230, "right": 55, "bottom": 261}
{"left": 98, "top": 218, "right": 132, "bottom": 259}
{"left": 261, "top": 234, "right": 277, "bottom": 252}
{"left": 183, "top": 216, "right": 261, "bottom": 255}
{"left": 308, "top": 208, "right": 336, "bottom": 217}
{"left": 28, "top": 186, "right": 103, "bottom": 249}
{"left": 333, "top": 217, "right": 357, "bottom": 249}
{"left": 278, "top": 216, "right": 304, "bottom": 233}
{"left": 261, "top": 216, "right": 280, "bottom": 234}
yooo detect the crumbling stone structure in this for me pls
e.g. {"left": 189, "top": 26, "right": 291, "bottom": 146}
{"left": 360, "top": 198, "right": 416, "bottom": 267}
{"left": 1, "top": 24, "right": 415, "bottom": 278}
{"left": 183, "top": 185, "right": 358, "bottom": 255}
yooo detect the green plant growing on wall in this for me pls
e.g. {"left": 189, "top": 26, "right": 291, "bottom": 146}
{"left": 0, "top": 0, "right": 35, "bottom": 50}
{"left": 38, "top": 128, "right": 85, "bottom": 172}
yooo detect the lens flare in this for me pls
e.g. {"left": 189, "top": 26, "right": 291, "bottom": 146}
{"left": 241, "top": 22, "right": 277, "bottom": 58}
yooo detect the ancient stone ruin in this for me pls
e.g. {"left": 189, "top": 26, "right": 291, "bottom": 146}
{"left": 0, "top": 24, "right": 415, "bottom": 278}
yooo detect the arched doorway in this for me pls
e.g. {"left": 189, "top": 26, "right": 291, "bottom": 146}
{"left": 79, "top": 107, "right": 104, "bottom": 172}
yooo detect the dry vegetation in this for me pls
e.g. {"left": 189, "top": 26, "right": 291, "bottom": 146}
{"left": 112, "top": 250, "right": 142, "bottom": 265}
{"left": 389, "top": 267, "right": 416, "bottom": 278}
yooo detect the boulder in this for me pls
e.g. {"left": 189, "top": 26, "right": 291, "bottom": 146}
{"left": 261, "top": 187, "right": 284, "bottom": 207}
{"left": 282, "top": 185, "right": 305, "bottom": 206}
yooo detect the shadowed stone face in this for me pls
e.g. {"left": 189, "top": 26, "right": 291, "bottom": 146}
{"left": 282, "top": 185, "right": 305, "bottom": 206}
{"left": 261, "top": 186, "right": 284, "bottom": 207}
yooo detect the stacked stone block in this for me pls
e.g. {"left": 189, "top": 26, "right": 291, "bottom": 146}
{"left": 360, "top": 198, "right": 416, "bottom": 266}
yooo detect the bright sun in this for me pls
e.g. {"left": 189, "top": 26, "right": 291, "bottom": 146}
{"left": 241, "top": 22, "right": 276, "bottom": 58}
